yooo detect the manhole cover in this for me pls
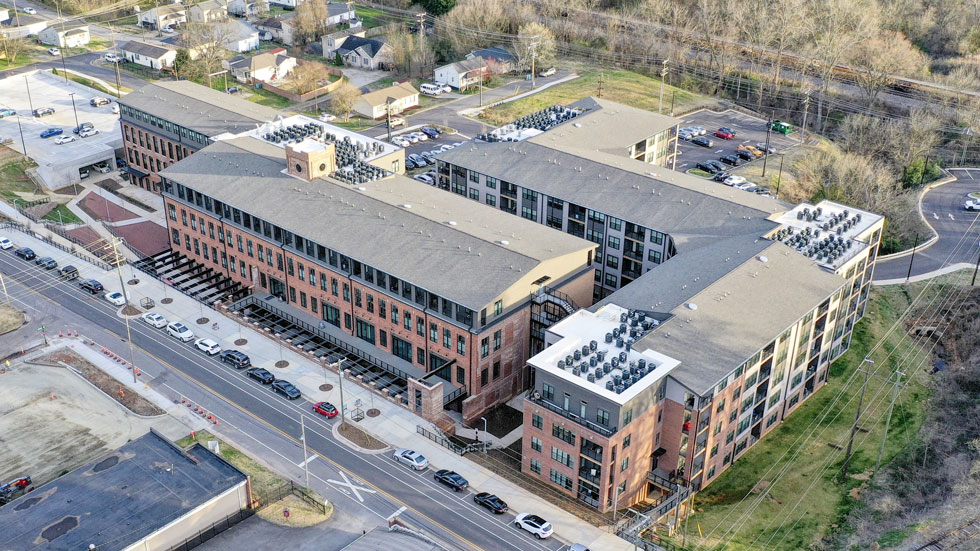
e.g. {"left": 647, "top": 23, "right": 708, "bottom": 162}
{"left": 196, "top": 317, "right": 209, "bottom": 324}
{"left": 367, "top": 408, "right": 380, "bottom": 417}
{"left": 127, "top": 279, "right": 139, "bottom": 285}
{"left": 234, "top": 338, "right": 247, "bottom": 345}
{"left": 161, "top": 298, "right": 173, "bottom": 304}
{"left": 275, "top": 360, "right": 289, "bottom": 368}
{"left": 319, "top": 384, "right": 333, "bottom": 391}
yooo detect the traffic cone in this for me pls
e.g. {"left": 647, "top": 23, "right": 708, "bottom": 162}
{"left": 74, "top": 330, "right": 78, "bottom": 337}
{"left": 135, "top": 368, "right": 140, "bottom": 377}
{"left": 181, "top": 397, "right": 186, "bottom": 404}
{"left": 59, "top": 330, "right": 63, "bottom": 337}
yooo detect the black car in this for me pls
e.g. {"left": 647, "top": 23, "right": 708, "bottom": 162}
{"left": 691, "top": 136, "right": 714, "bottom": 148}
{"left": 421, "top": 127, "right": 440, "bottom": 138}
{"left": 695, "top": 162, "right": 718, "bottom": 174}
{"left": 220, "top": 349, "right": 251, "bottom": 369}
{"left": 79, "top": 279, "right": 104, "bottom": 294}
{"left": 719, "top": 155, "right": 740, "bottom": 166}
{"left": 35, "top": 256, "right": 56, "bottom": 269}
{"left": 72, "top": 122, "right": 94, "bottom": 134}
{"left": 14, "top": 247, "right": 35, "bottom": 260}
{"left": 708, "top": 160, "right": 726, "bottom": 172}
{"left": 473, "top": 492, "right": 508, "bottom": 514}
{"left": 736, "top": 150, "right": 755, "bottom": 161}
{"left": 58, "top": 265, "right": 79, "bottom": 280}
{"left": 712, "top": 171, "right": 730, "bottom": 182}
{"left": 434, "top": 469, "right": 468, "bottom": 492}
{"left": 32, "top": 107, "right": 55, "bottom": 117}
{"left": 272, "top": 380, "right": 301, "bottom": 399}
{"left": 246, "top": 367, "right": 275, "bottom": 384}
{"left": 754, "top": 186, "right": 772, "bottom": 195}
{"left": 405, "top": 158, "right": 417, "bottom": 170}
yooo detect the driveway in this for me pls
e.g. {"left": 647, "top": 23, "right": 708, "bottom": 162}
{"left": 345, "top": 68, "right": 388, "bottom": 90}
{"left": 873, "top": 168, "right": 980, "bottom": 282}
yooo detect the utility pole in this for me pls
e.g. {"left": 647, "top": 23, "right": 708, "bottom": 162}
{"left": 110, "top": 24, "right": 122, "bottom": 98}
{"left": 415, "top": 10, "right": 425, "bottom": 35}
{"left": 841, "top": 358, "right": 873, "bottom": 482}
{"left": 24, "top": 76, "right": 34, "bottom": 115}
{"left": 68, "top": 93, "right": 80, "bottom": 131}
{"left": 597, "top": 71, "right": 603, "bottom": 98}
{"left": 670, "top": 90, "right": 675, "bottom": 116}
{"left": 800, "top": 88, "right": 812, "bottom": 145}
{"left": 528, "top": 40, "right": 538, "bottom": 89}
{"left": 110, "top": 237, "right": 138, "bottom": 384}
{"left": 300, "top": 414, "right": 310, "bottom": 489}
{"left": 335, "top": 358, "right": 347, "bottom": 426}
{"left": 775, "top": 153, "right": 784, "bottom": 198}
{"left": 906, "top": 232, "right": 920, "bottom": 282}
{"left": 385, "top": 99, "right": 392, "bottom": 143}
{"left": 11, "top": 0, "right": 20, "bottom": 27}
{"left": 479, "top": 68, "right": 484, "bottom": 107}
{"left": 762, "top": 110, "right": 774, "bottom": 177}
{"left": 874, "top": 370, "right": 904, "bottom": 476}
{"left": 16, "top": 116, "right": 27, "bottom": 160}
{"left": 971, "top": 245, "right": 980, "bottom": 286}
{"left": 658, "top": 59, "right": 669, "bottom": 115}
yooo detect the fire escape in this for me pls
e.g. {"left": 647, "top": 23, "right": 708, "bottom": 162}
{"left": 529, "top": 286, "right": 580, "bottom": 355}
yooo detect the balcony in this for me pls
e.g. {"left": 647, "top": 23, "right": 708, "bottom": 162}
{"left": 528, "top": 393, "right": 615, "bottom": 438}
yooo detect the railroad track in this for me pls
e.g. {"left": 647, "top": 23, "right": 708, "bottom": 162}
{"left": 911, "top": 518, "right": 980, "bottom": 551}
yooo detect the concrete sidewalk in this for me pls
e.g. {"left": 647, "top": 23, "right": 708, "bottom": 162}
{"left": 4, "top": 229, "right": 632, "bottom": 551}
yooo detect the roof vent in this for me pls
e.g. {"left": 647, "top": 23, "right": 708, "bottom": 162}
{"left": 357, "top": 186, "right": 366, "bottom": 191}
{"left": 573, "top": 123, "right": 582, "bottom": 128}
{"left": 447, "top": 220, "right": 457, "bottom": 226}
{"left": 758, "top": 255, "right": 768, "bottom": 263}
{"left": 686, "top": 303, "right": 698, "bottom": 310}
{"left": 401, "top": 204, "right": 411, "bottom": 209}
{"left": 498, "top": 240, "right": 509, "bottom": 245}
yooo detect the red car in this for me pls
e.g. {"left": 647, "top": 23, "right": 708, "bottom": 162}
{"left": 313, "top": 402, "right": 338, "bottom": 418}
{"left": 715, "top": 127, "right": 736, "bottom": 139}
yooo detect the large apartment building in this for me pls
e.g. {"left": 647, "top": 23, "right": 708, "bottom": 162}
{"left": 117, "top": 81, "right": 283, "bottom": 192}
{"left": 436, "top": 98, "right": 785, "bottom": 300}
{"left": 522, "top": 201, "right": 883, "bottom": 515}
{"left": 158, "top": 118, "right": 597, "bottom": 423}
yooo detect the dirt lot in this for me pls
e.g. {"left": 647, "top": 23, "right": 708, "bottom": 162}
{"left": 40, "top": 348, "right": 163, "bottom": 416}
{"left": 0, "top": 303, "right": 25, "bottom": 335}
{"left": 0, "top": 359, "right": 186, "bottom": 488}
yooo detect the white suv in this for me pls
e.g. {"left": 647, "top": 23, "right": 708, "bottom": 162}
{"left": 167, "top": 322, "right": 194, "bottom": 342}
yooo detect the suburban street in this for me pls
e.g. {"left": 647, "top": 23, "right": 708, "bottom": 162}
{"left": 0, "top": 241, "right": 572, "bottom": 551}
{"left": 873, "top": 169, "right": 980, "bottom": 282}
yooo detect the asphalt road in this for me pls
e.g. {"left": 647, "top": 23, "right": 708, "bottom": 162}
{"left": 873, "top": 168, "right": 980, "bottom": 281}
{"left": 0, "top": 245, "right": 571, "bottom": 551}
{"left": 0, "top": 51, "right": 145, "bottom": 91}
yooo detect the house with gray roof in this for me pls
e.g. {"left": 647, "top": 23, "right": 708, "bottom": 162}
{"left": 119, "top": 40, "right": 176, "bottom": 69}
{"left": 38, "top": 23, "right": 89, "bottom": 47}
{"left": 332, "top": 34, "right": 392, "bottom": 70}
{"left": 434, "top": 57, "right": 487, "bottom": 90}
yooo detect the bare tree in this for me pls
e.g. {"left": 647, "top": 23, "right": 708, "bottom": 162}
{"left": 292, "top": 61, "right": 330, "bottom": 96}
{"left": 330, "top": 81, "right": 360, "bottom": 121}
{"left": 293, "top": 0, "right": 328, "bottom": 46}
{"left": 0, "top": 35, "right": 30, "bottom": 67}
{"left": 253, "top": 0, "right": 270, "bottom": 19}
{"left": 410, "top": 33, "right": 436, "bottom": 79}
{"left": 515, "top": 22, "right": 556, "bottom": 74}
{"left": 442, "top": 0, "right": 509, "bottom": 54}
{"left": 183, "top": 21, "right": 235, "bottom": 77}
{"left": 849, "top": 31, "right": 927, "bottom": 102}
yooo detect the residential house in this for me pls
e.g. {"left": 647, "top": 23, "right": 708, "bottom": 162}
{"left": 467, "top": 46, "right": 517, "bottom": 73}
{"left": 333, "top": 35, "right": 392, "bottom": 70}
{"left": 188, "top": 0, "right": 228, "bottom": 23}
{"left": 0, "top": 8, "right": 10, "bottom": 23}
{"left": 138, "top": 4, "right": 186, "bottom": 30}
{"left": 324, "top": 1, "right": 355, "bottom": 25}
{"left": 255, "top": 15, "right": 294, "bottom": 46}
{"left": 226, "top": 0, "right": 256, "bottom": 17}
{"left": 223, "top": 47, "right": 296, "bottom": 83}
{"left": 38, "top": 24, "right": 90, "bottom": 48}
{"left": 321, "top": 28, "right": 362, "bottom": 54}
{"left": 119, "top": 41, "right": 177, "bottom": 70}
{"left": 434, "top": 57, "right": 487, "bottom": 90}
{"left": 222, "top": 19, "right": 260, "bottom": 52}
{"left": 0, "top": 15, "right": 50, "bottom": 39}
{"left": 354, "top": 81, "right": 419, "bottom": 119}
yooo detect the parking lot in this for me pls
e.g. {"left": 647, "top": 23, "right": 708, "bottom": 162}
{"left": 376, "top": 125, "right": 469, "bottom": 175}
{"left": 674, "top": 108, "right": 798, "bottom": 178}
{"left": 0, "top": 70, "right": 123, "bottom": 189}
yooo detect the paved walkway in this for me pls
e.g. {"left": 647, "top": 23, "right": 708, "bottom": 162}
{"left": 1, "top": 228, "right": 633, "bottom": 551}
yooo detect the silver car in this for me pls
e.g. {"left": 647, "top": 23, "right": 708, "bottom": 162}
{"left": 392, "top": 448, "right": 429, "bottom": 470}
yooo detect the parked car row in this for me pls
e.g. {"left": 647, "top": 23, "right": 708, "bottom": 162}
{"left": 392, "top": 126, "right": 443, "bottom": 149}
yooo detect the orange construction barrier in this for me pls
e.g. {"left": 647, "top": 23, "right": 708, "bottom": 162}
{"left": 134, "top": 368, "right": 140, "bottom": 377}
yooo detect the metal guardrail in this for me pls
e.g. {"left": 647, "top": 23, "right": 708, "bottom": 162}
{"left": 527, "top": 393, "right": 615, "bottom": 437}
{"left": 0, "top": 221, "right": 115, "bottom": 272}
{"left": 416, "top": 425, "right": 485, "bottom": 455}
{"left": 236, "top": 295, "right": 412, "bottom": 382}
{"left": 164, "top": 507, "right": 254, "bottom": 551}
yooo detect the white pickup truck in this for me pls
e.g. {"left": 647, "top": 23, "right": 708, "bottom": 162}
{"left": 965, "top": 199, "right": 980, "bottom": 211}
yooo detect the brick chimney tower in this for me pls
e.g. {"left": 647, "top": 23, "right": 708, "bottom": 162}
{"left": 285, "top": 139, "right": 336, "bottom": 181}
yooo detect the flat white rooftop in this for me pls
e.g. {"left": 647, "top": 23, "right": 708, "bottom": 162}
{"left": 770, "top": 200, "right": 882, "bottom": 270}
{"left": 530, "top": 304, "right": 680, "bottom": 405}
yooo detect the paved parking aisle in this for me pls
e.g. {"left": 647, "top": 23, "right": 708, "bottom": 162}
{"left": 674, "top": 109, "right": 798, "bottom": 172}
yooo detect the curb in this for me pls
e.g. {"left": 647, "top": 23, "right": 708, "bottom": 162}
{"left": 877, "top": 169, "right": 957, "bottom": 262}
{"left": 56, "top": 359, "right": 168, "bottom": 420}
{"left": 331, "top": 422, "right": 390, "bottom": 455}
{"left": 871, "top": 262, "right": 974, "bottom": 286}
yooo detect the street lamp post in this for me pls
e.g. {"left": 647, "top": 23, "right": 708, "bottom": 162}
{"left": 335, "top": 358, "right": 347, "bottom": 425}
{"left": 16, "top": 116, "right": 27, "bottom": 160}
{"left": 479, "top": 416, "right": 487, "bottom": 450}
{"left": 24, "top": 76, "right": 34, "bottom": 115}
{"left": 68, "top": 92, "right": 80, "bottom": 131}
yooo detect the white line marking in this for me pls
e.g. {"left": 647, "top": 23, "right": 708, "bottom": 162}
{"left": 328, "top": 470, "right": 377, "bottom": 503}
{"left": 297, "top": 455, "right": 317, "bottom": 468}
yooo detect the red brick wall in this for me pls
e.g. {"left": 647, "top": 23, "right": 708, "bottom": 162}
{"left": 121, "top": 121, "right": 196, "bottom": 193}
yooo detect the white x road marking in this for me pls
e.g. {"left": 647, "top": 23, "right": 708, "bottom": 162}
{"left": 328, "top": 470, "right": 377, "bottom": 503}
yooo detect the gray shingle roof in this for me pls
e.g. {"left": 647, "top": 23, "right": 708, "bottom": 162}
{"left": 118, "top": 80, "right": 281, "bottom": 137}
{"left": 631, "top": 241, "right": 845, "bottom": 394}
{"left": 120, "top": 40, "right": 173, "bottom": 59}
{"left": 160, "top": 137, "right": 595, "bottom": 309}
{"left": 0, "top": 430, "right": 246, "bottom": 551}
{"left": 337, "top": 35, "right": 387, "bottom": 58}
{"left": 436, "top": 141, "right": 784, "bottom": 253}
{"left": 327, "top": 1, "right": 353, "bottom": 17}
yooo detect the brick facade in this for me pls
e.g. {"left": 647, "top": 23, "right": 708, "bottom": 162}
{"left": 121, "top": 121, "right": 196, "bottom": 192}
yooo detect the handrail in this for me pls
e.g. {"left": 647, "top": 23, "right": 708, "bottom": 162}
{"left": 528, "top": 393, "right": 615, "bottom": 437}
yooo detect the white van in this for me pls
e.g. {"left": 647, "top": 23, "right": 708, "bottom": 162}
{"left": 420, "top": 83, "right": 444, "bottom": 96}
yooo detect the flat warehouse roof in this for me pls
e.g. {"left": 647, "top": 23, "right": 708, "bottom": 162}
{"left": 0, "top": 430, "right": 247, "bottom": 551}
{"left": 528, "top": 97, "right": 681, "bottom": 154}
{"left": 119, "top": 80, "right": 282, "bottom": 137}
{"left": 161, "top": 137, "right": 595, "bottom": 309}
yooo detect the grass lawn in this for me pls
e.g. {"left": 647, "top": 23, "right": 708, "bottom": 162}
{"left": 244, "top": 87, "right": 293, "bottom": 108}
{"left": 684, "top": 285, "right": 932, "bottom": 551}
{"left": 0, "top": 160, "right": 39, "bottom": 204}
{"left": 330, "top": 117, "right": 375, "bottom": 131}
{"left": 355, "top": 6, "right": 389, "bottom": 28}
{"left": 689, "top": 168, "right": 712, "bottom": 178}
{"left": 43, "top": 203, "right": 82, "bottom": 224}
{"left": 175, "top": 430, "right": 290, "bottom": 506}
{"left": 477, "top": 70, "right": 716, "bottom": 127}
{"left": 731, "top": 137, "right": 833, "bottom": 204}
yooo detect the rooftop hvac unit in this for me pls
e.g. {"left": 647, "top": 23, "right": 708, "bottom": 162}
{"left": 573, "top": 350, "right": 581, "bottom": 361}
{"left": 587, "top": 374, "right": 595, "bottom": 383}
{"left": 596, "top": 350, "right": 606, "bottom": 362}
{"left": 615, "top": 385, "right": 624, "bottom": 394}
{"left": 611, "top": 357, "right": 619, "bottom": 368}
{"left": 606, "top": 380, "right": 615, "bottom": 391}
{"left": 613, "top": 374, "right": 621, "bottom": 385}
{"left": 590, "top": 340, "right": 598, "bottom": 351}
{"left": 638, "top": 358, "right": 646, "bottom": 369}
{"left": 605, "top": 333, "right": 614, "bottom": 344}
{"left": 619, "top": 351, "right": 628, "bottom": 363}
{"left": 616, "top": 337, "right": 624, "bottom": 348}
{"left": 589, "top": 356, "right": 597, "bottom": 367}
{"left": 572, "top": 367, "right": 580, "bottom": 376}
{"left": 557, "top": 360, "right": 565, "bottom": 369}
{"left": 582, "top": 364, "right": 589, "bottom": 374}
{"left": 581, "top": 345, "right": 590, "bottom": 357}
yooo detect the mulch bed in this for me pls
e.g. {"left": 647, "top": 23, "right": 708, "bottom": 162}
{"left": 319, "top": 384, "right": 333, "bottom": 391}
{"left": 39, "top": 348, "right": 164, "bottom": 416}
{"left": 481, "top": 403, "right": 525, "bottom": 438}
{"left": 338, "top": 422, "right": 387, "bottom": 450}
{"left": 235, "top": 338, "right": 247, "bottom": 345}
{"left": 275, "top": 360, "right": 289, "bottom": 368}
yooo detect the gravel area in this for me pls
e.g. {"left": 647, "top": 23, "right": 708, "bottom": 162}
{"left": 39, "top": 348, "right": 163, "bottom": 416}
